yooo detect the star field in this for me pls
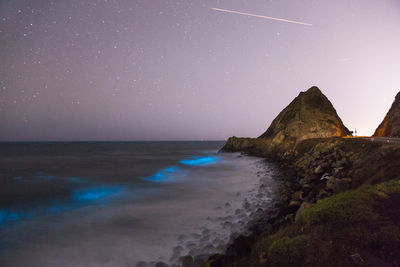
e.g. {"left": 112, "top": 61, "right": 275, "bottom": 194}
{"left": 1, "top": 0, "right": 400, "bottom": 140}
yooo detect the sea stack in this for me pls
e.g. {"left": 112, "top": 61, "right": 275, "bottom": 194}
{"left": 373, "top": 91, "right": 400, "bottom": 137}
{"left": 259, "top": 86, "right": 350, "bottom": 149}
{"left": 222, "top": 86, "right": 350, "bottom": 153}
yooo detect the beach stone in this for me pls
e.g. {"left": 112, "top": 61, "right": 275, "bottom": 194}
{"left": 333, "top": 157, "right": 348, "bottom": 168}
{"left": 312, "top": 151, "right": 321, "bottom": 159}
{"left": 333, "top": 167, "right": 344, "bottom": 176}
{"left": 154, "top": 262, "right": 169, "bottom": 267}
{"left": 321, "top": 162, "right": 330, "bottom": 169}
{"left": 193, "top": 254, "right": 210, "bottom": 266}
{"left": 288, "top": 200, "right": 301, "bottom": 208}
{"left": 314, "top": 165, "right": 323, "bottom": 174}
{"left": 181, "top": 255, "right": 193, "bottom": 267}
{"left": 301, "top": 183, "right": 312, "bottom": 190}
{"left": 292, "top": 190, "right": 304, "bottom": 201}
{"left": 320, "top": 173, "right": 331, "bottom": 180}
{"left": 299, "top": 177, "right": 311, "bottom": 185}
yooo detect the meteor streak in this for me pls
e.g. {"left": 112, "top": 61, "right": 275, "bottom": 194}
{"left": 211, "top": 7, "right": 312, "bottom": 26}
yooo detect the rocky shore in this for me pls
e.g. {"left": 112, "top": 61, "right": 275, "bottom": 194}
{"left": 200, "top": 137, "right": 400, "bottom": 266}
{"left": 197, "top": 87, "right": 400, "bottom": 266}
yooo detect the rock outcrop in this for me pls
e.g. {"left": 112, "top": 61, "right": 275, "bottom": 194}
{"left": 212, "top": 88, "right": 400, "bottom": 267}
{"left": 219, "top": 137, "right": 271, "bottom": 156}
{"left": 221, "top": 86, "right": 350, "bottom": 153}
{"left": 374, "top": 91, "right": 400, "bottom": 137}
{"left": 259, "top": 86, "right": 350, "bottom": 149}
{"left": 211, "top": 136, "right": 400, "bottom": 267}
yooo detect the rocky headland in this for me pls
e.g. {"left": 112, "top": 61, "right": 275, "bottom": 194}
{"left": 221, "top": 86, "right": 350, "bottom": 155}
{"left": 374, "top": 91, "right": 400, "bottom": 137}
{"left": 200, "top": 87, "right": 400, "bottom": 267}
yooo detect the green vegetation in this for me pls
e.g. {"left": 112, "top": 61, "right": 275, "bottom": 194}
{"left": 249, "top": 179, "right": 400, "bottom": 266}
{"left": 298, "top": 186, "right": 380, "bottom": 226}
{"left": 268, "top": 235, "right": 309, "bottom": 267}
{"left": 218, "top": 137, "right": 400, "bottom": 266}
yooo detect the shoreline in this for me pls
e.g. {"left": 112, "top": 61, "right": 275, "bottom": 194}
{"left": 201, "top": 137, "right": 400, "bottom": 266}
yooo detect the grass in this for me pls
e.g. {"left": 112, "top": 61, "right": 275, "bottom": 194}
{"left": 249, "top": 179, "right": 400, "bottom": 266}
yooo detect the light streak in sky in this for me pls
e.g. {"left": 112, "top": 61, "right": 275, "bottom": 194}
{"left": 211, "top": 7, "right": 313, "bottom": 26}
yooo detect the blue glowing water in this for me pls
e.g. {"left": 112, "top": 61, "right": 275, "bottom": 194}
{"left": 143, "top": 166, "right": 181, "bottom": 182}
{"left": 0, "top": 210, "right": 20, "bottom": 225}
{"left": 0, "top": 142, "right": 226, "bottom": 229}
{"left": 72, "top": 186, "right": 124, "bottom": 201}
{"left": 179, "top": 156, "right": 220, "bottom": 166}
{"left": 0, "top": 185, "right": 126, "bottom": 226}
{"left": 0, "top": 141, "right": 281, "bottom": 267}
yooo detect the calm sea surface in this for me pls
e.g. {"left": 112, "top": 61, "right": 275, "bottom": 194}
{"left": 0, "top": 141, "right": 279, "bottom": 266}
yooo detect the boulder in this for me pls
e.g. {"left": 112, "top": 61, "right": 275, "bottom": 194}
{"left": 292, "top": 191, "right": 304, "bottom": 201}
{"left": 314, "top": 165, "right": 323, "bottom": 175}
{"left": 180, "top": 255, "right": 193, "bottom": 267}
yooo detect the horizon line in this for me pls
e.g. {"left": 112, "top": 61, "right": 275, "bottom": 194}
{"left": 0, "top": 140, "right": 227, "bottom": 143}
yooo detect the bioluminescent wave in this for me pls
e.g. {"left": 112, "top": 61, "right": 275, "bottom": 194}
{"left": 0, "top": 141, "right": 280, "bottom": 267}
{"left": 0, "top": 210, "right": 20, "bottom": 226}
{"left": 143, "top": 166, "right": 182, "bottom": 182}
{"left": 179, "top": 156, "right": 220, "bottom": 166}
{"left": 143, "top": 156, "right": 220, "bottom": 183}
{"left": 0, "top": 184, "right": 126, "bottom": 226}
{"left": 72, "top": 186, "right": 125, "bottom": 201}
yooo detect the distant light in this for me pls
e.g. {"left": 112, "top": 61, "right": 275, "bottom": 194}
{"left": 179, "top": 156, "right": 219, "bottom": 166}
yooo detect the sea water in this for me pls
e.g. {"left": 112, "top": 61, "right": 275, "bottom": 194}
{"left": 0, "top": 142, "right": 280, "bottom": 266}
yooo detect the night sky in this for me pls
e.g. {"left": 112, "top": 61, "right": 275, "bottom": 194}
{"left": 1, "top": 0, "right": 400, "bottom": 141}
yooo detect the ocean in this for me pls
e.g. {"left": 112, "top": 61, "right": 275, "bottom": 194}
{"left": 0, "top": 141, "right": 280, "bottom": 266}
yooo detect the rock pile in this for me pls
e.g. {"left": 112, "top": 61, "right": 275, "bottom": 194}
{"left": 279, "top": 140, "right": 357, "bottom": 220}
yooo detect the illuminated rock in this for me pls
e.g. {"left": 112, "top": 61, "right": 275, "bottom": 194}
{"left": 222, "top": 86, "right": 350, "bottom": 153}
{"left": 374, "top": 91, "right": 400, "bottom": 137}
{"left": 258, "top": 86, "right": 350, "bottom": 149}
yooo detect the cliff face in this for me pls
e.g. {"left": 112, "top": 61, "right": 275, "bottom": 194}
{"left": 374, "top": 91, "right": 400, "bottom": 137}
{"left": 221, "top": 86, "right": 350, "bottom": 153}
{"left": 259, "top": 86, "right": 350, "bottom": 149}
